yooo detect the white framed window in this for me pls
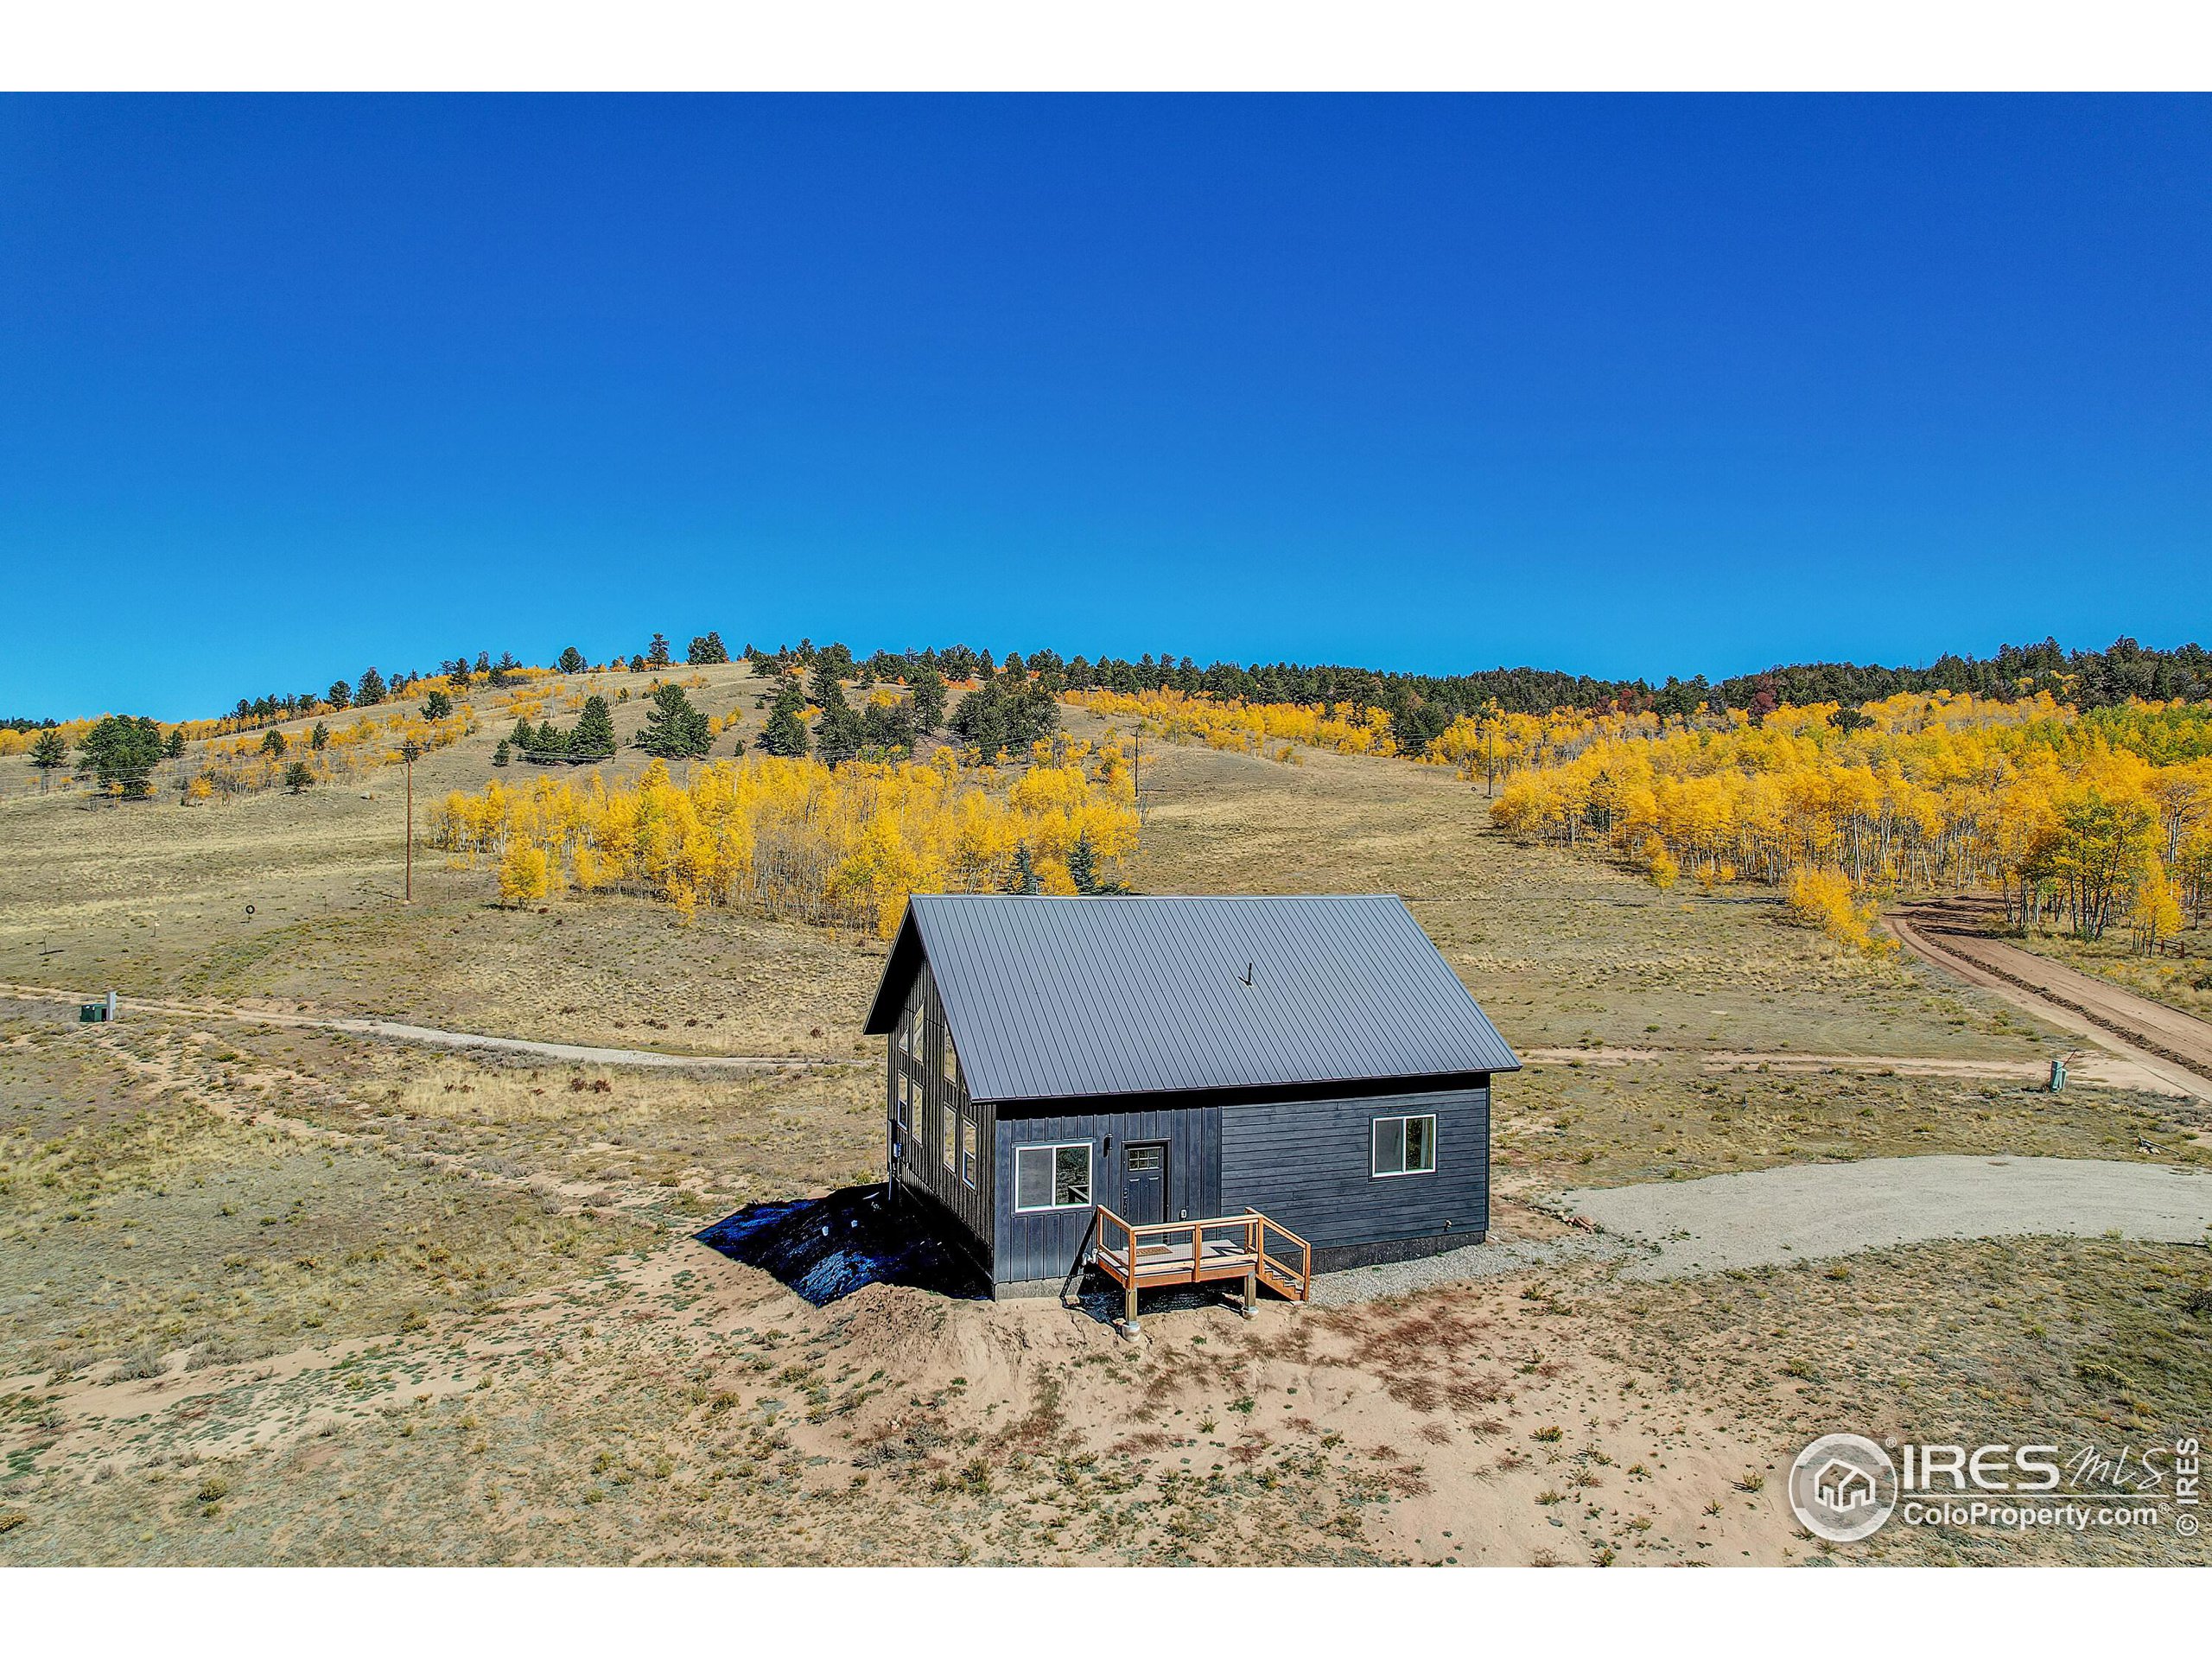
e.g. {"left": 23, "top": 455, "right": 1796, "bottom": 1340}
{"left": 940, "top": 1098, "right": 957, "bottom": 1171}
{"left": 1013, "top": 1142, "right": 1092, "bottom": 1213}
{"left": 893, "top": 1073, "right": 911, "bottom": 1128}
{"left": 941, "top": 1025, "right": 960, "bottom": 1087}
{"left": 1372, "top": 1114, "right": 1437, "bottom": 1178}
{"left": 959, "top": 1114, "right": 978, "bottom": 1188}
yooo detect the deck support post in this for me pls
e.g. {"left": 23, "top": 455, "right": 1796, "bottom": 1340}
{"left": 1241, "top": 1269, "right": 1256, "bottom": 1318}
{"left": 1124, "top": 1276, "right": 1137, "bottom": 1332}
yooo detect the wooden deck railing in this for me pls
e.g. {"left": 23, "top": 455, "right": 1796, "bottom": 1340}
{"left": 1091, "top": 1205, "right": 1311, "bottom": 1325}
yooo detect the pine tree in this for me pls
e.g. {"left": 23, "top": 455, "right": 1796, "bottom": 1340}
{"left": 283, "top": 760, "right": 315, "bottom": 794}
{"left": 1069, "top": 832, "right": 1098, "bottom": 894}
{"left": 760, "top": 680, "right": 810, "bottom": 757}
{"left": 164, "top": 728, "right": 187, "bottom": 760}
{"left": 908, "top": 666, "right": 947, "bottom": 732}
{"left": 687, "top": 632, "right": 729, "bottom": 665}
{"left": 557, "top": 645, "right": 586, "bottom": 675}
{"left": 78, "top": 715, "right": 163, "bottom": 799}
{"left": 493, "top": 739, "right": 512, "bottom": 766}
{"left": 310, "top": 721, "right": 330, "bottom": 751}
{"left": 356, "top": 667, "right": 386, "bottom": 706}
{"left": 568, "top": 695, "right": 616, "bottom": 760}
{"left": 30, "top": 728, "right": 67, "bottom": 791}
{"left": 814, "top": 688, "right": 863, "bottom": 766}
{"left": 327, "top": 679, "right": 352, "bottom": 709}
{"left": 261, "top": 728, "right": 288, "bottom": 756}
{"left": 1009, "top": 842, "right": 1041, "bottom": 894}
{"left": 861, "top": 698, "right": 916, "bottom": 757}
{"left": 647, "top": 633, "right": 672, "bottom": 668}
{"left": 424, "top": 689, "right": 454, "bottom": 720}
{"left": 949, "top": 679, "right": 1059, "bottom": 756}
{"left": 638, "top": 683, "right": 711, "bottom": 758}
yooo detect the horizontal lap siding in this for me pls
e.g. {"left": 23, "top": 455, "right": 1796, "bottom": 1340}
{"left": 1220, "top": 1082, "right": 1488, "bottom": 1250}
{"left": 994, "top": 1106, "right": 1221, "bottom": 1285}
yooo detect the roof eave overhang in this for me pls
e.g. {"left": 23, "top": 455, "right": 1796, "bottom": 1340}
{"left": 859, "top": 904, "right": 925, "bottom": 1035}
{"left": 980, "top": 1065, "right": 1515, "bottom": 1114}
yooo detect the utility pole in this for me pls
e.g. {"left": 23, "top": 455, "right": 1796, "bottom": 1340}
{"left": 401, "top": 739, "right": 422, "bottom": 903}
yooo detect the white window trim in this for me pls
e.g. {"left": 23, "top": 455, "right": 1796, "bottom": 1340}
{"left": 1371, "top": 1113, "right": 1439, "bottom": 1179}
{"left": 1013, "top": 1141, "right": 1094, "bottom": 1214}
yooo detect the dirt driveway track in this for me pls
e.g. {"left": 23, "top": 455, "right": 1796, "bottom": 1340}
{"left": 1890, "top": 896, "right": 2212, "bottom": 1103}
{"left": 1563, "top": 1155, "right": 2212, "bottom": 1278}
{"left": 0, "top": 983, "right": 861, "bottom": 1071}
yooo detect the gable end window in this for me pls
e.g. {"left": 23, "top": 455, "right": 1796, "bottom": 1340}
{"left": 1014, "top": 1143, "right": 1092, "bottom": 1213}
{"left": 1372, "top": 1114, "right": 1437, "bottom": 1178}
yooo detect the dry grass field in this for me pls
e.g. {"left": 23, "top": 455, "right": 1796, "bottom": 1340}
{"left": 3, "top": 682, "right": 2207, "bottom": 1565}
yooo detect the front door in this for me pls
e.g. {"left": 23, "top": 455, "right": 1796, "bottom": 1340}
{"left": 1122, "top": 1141, "right": 1167, "bottom": 1225}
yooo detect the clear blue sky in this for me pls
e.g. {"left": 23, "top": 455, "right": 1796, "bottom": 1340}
{"left": 3, "top": 95, "right": 2208, "bottom": 720}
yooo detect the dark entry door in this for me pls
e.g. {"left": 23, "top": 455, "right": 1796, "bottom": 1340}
{"left": 1122, "top": 1142, "right": 1167, "bottom": 1225}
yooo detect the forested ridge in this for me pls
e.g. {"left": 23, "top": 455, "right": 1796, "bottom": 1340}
{"left": 9, "top": 633, "right": 2205, "bottom": 743}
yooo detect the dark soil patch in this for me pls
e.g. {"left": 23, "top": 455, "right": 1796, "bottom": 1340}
{"left": 696, "top": 1185, "right": 988, "bottom": 1305}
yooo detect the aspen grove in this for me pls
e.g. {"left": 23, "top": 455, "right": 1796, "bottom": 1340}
{"left": 1471, "top": 692, "right": 2212, "bottom": 953}
{"left": 432, "top": 742, "right": 1138, "bottom": 935}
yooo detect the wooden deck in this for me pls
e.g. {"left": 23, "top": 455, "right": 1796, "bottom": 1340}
{"left": 1092, "top": 1206, "right": 1311, "bottom": 1325}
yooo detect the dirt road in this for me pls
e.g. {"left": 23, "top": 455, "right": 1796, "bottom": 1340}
{"left": 0, "top": 983, "right": 862, "bottom": 1071}
{"left": 1563, "top": 1154, "right": 2212, "bottom": 1278}
{"left": 1520, "top": 1044, "right": 2186, "bottom": 1096}
{"left": 1889, "top": 895, "right": 2212, "bottom": 1103}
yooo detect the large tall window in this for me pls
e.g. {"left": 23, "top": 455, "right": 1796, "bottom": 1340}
{"left": 1014, "top": 1143, "right": 1091, "bottom": 1213}
{"left": 1372, "top": 1114, "right": 1437, "bottom": 1178}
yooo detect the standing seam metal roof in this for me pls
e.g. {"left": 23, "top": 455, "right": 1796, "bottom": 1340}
{"left": 861, "top": 893, "right": 1519, "bottom": 1103}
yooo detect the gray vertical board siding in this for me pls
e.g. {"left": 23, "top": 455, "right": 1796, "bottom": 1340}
{"left": 861, "top": 894, "right": 1521, "bottom": 1102}
{"left": 886, "top": 959, "right": 995, "bottom": 1260}
{"left": 992, "top": 1104, "right": 1222, "bottom": 1285}
{"left": 1219, "top": 1082, "right": 1489, "bottom": 1250}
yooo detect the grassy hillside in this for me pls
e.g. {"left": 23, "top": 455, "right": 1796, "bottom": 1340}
{"left": 2, "top": 672, "right": 2205, "bottom": 1565}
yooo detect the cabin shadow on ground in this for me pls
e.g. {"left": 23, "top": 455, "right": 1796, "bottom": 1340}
{"left": 696, "top": 1185, "right": 991, "bottom": 1306}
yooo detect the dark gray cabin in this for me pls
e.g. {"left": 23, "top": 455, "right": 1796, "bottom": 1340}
{"left": 860, "top": 893, "right": 1521, "bottom": 1300}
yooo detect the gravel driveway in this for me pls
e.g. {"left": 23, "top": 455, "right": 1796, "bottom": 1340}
{"left": 1561, "top": 1155, "right": 2212, "bottom": 1279}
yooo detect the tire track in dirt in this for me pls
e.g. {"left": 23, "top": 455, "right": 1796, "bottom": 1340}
{"left": 1888, "top": 899, "right": 2212, "bottom": 1104}
{"left": 1520, "top": 1045, "right": 2185, "bottom": 1095}
{"left": 0, "top": 982, "right": 865, "bottom": 1072}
